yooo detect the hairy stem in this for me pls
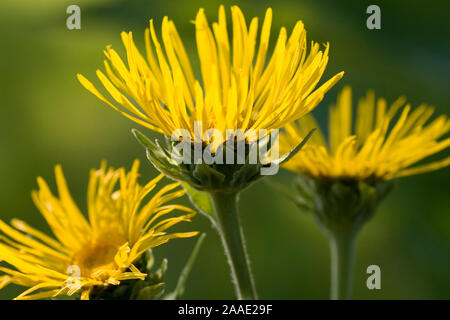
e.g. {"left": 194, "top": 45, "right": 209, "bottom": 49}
{"left": 210, "top": 191, "right": 257, "bottom": 300}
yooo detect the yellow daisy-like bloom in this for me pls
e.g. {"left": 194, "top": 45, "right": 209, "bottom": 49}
{"left": 77, "top": 5, "right": 343, "bottom": 139}
{"left": 280, "top": 86, "right": 450, "bottom": 180}
{"left": 0, "top": 160, "right": 197, "bottom": 300}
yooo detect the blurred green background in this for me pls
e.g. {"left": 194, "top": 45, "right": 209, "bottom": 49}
{"left": 0, "top": 0, "right": 449, "bottom": 299}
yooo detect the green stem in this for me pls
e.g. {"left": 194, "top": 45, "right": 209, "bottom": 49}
{"left": 329, "top": 228, "right": 357, "bottom": 300}
{"left": 209, "top": 191, "right": 258, "bottom": 300}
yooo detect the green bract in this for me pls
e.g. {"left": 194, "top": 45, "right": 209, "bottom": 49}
{"left": 132, "top": 128, "right": 314, "bottom": 193}
{"left": 290, "top": 176, "right": 393, "bottom": 236}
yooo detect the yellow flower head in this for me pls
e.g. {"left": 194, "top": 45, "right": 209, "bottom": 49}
{"left": 280, "top": 86, "right": 450, "bottom": 181}
{"left": 77, "top": 5, "right": 343, "bottom": 140}
{"left": 0, "top": 160, "right": 197, "bottom": 300}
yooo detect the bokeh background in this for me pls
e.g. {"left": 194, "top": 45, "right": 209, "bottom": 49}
{"left": 0, "top": 0, "right": 449, "bottom": 299}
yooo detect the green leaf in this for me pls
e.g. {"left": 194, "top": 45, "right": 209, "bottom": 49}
{"left": 164, "top": 233, "right": 206, "bottom": 300}
{"left": 182, "top": 183, "right": 214, "bottom": 218}
{"left": 145, "top": 149, "right": 192, "bottom": 186}
{"left": 276, "top": 128, "right": 316, "bottom": 165}
{"left": 133, "top": 129, "right": 176, "bottom": 168}
{"left": 136, "top": 283, "right": 165, "bottom": 300}
{"left": 294, "top": 176, "right": 314, "bottom": 201}
{"left": 132, "top": 128, "right": 157, "bottom": 150}
{"left": 155, "top": 258, "right": 168, "bottom": 280}
{"left": 155, "top": 138, "right": 173, "bottom": 159}
{"left": 144, "top": 249, "right": 155, "bottom": 271}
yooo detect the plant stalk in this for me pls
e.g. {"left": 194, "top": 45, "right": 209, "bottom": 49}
{"left": 209, "top": 191, "right": 257, "bottom": 300}
{"left": 329, "top": 228, "right": 357, "bottom": 300}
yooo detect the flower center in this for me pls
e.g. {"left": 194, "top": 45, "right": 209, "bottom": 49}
{"left": 72, "top": 234, "right": 125, "bottom": 279}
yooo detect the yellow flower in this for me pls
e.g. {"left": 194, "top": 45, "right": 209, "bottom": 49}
{"left": 280, "top": 86, "right": 450, "bottom": 180}
{"left": 0, "top": 160, "right": 197, "bottom": 300}
{"left": 77, "top": 5, "right": 343, "bottom": 140}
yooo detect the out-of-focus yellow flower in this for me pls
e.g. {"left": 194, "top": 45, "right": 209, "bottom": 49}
{"left": 0, "top": 160, "right": 197, "bottom": 300}
{"left": 77, "top": 5, "right": 343, "bottom": 140}
{"left": 280, "top": 86, "right": 450, "bottom": 180}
